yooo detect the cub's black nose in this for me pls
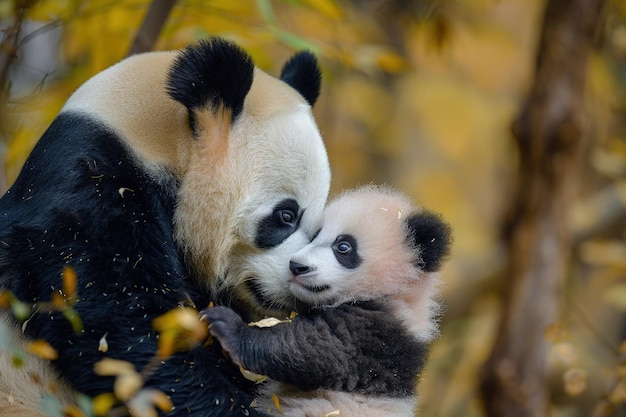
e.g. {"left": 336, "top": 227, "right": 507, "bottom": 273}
{"left": 289, "top": 261, "right": 311, "bottom": 276}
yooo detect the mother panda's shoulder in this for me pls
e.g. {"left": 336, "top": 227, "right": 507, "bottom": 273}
{"left": 60, "top": 51, "right": 190, "bottom": 177}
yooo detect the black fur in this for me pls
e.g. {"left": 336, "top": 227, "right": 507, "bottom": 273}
{"left": 405, "top": 211, "right": 452, "bottom": 272}
{"left": 332, "top": 234, "right": 362, "bottom": 269}
{"left": 203, "top": 302, "right": 428, "bottom": 398}
{"left": 0, "top": 113, "right": 262, "bottom": 416}
{"left": 280, "top": 51, "right": 322, "bottom": 106}
{"left": 167, "top": 38, "right": 254, "bottom": 132}
{"left": 255, "top": 199, "right": 301, "bottom": 249}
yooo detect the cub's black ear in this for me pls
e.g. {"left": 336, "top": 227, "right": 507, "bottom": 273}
{"left": 167, "top": 37, "right": 254, "bottom": 130}
{"left": 405, "top": 211, "right": 452, "bottom": 272}
{"left": 280, "top": 51, "right": 321, "bottom": 106}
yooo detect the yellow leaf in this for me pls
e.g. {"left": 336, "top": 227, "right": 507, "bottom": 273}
{"left": 300, "top": 0, "right": 343, "bottom": 19}
{"left": 151, "top": 390, "right": 174, "bottom": 412}
{"left": 126, "top": 388, "right": 173, "bottom": 417}
{"left": 93, "top": 358, "right": 137, "bottom": 377}
{"left": 0, "top": 289, "right": 13, "bottom": 309}
{"left": 92, "top": 393, "right": 117, "bottom": 417}
{"left": 62, "top": 405, "right": 87, "bottom": 417}
{"left": 272, "top": 394, "right": 283, "bottom": 414}
{"left": 25, "top": 340, "right": 58, "bottom": 360}
{"left": 62, "top": 266, "right": 78, "bottom": 299}
{"left": 114, "top": 372, "right": 144, "bottom": 402}
{"left": 51, "top": 292, "right": 66, "bottom": 310}
{"left": 375, "top": 49, "right": 410, "bottom": 73}
{"left": 153, "top": 308, "right": 208, "bottom": 357}
{"left": 563, "top": 368, "right": 588, "bottom": 397}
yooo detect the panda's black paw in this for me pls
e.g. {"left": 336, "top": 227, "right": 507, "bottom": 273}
{"left": 201, "top": 306, "right": 246, "bottom": 363}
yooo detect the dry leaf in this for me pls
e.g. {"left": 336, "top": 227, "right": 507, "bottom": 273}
{"left": 127, "top": 388, "right": 173, "bottom": 417}
{"left": 98, "top": 332, "right": 109, "bottom": 353}
{"left": 25, "top": 340, "right": 58, "bottom": 360}
{"left": 239, "top": 365, "right": 268, "bottom": 384}
{"left": 563, "top": 368, "right": 588, "bottom": 397}
{"left": 92, "top": 393, "right": 117, "bottom": 416}
{"left": 153, "top": 308, "right": 208, "bottom": 357}
{"left": 114, "top": 372, "right": 144, "bottom": 402}
{"left": 62, "top": 266, "right": 78, "bottom": 299}
{"left": 248, "top": 317, "right": 290, "bottom": 328}
{"left": 272, "top": 394, "right": 283, "bottom": 414}
{"left": 62, "top": 405, "right": 87, "bottom": 417}
{"left": 94, "top": 358, "right": 137, "bottom": 377}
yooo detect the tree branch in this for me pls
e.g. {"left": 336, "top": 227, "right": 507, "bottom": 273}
{"left": 127, "top": 0, "right": 178, "bottom": 57}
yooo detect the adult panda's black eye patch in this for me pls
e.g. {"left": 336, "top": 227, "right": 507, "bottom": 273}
{"left": 255, "top": 199, "right": 301, "bottom": 249}
{"left": 332, "top": 234, "right": 361, "bottom": 269}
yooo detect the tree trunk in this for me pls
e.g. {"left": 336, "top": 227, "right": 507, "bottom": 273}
{"left": 0, "top": 1, "right": 33, "bottom": 196}
{"left": 479, "top": 0, "right": 604, "bottom": 416}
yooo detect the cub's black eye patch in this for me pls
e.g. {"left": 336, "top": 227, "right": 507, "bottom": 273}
{"left": 255, "top": 199, "right": 301, "bottom": 249}
{"left": 332, "top": 234, "right": 361, "bottom": 269}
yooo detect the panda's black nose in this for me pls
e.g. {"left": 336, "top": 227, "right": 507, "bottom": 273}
{"left": 289, "top": 261, "right": 311, "bottom": 276}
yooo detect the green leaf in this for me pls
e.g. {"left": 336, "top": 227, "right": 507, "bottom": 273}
{"left": 62, "top": 308, "right": 83, "bottom": 333}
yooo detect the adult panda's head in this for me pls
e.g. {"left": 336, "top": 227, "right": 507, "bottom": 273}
{"left": 167, "top": 39, "right": 330, "bottom": 318}
{"left": 62, "top": 38, "right": 330, "bottom": 318}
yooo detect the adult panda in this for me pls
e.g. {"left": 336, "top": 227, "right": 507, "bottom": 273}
{"left": 0, "top": 38, "right": 330, "bottom": 416}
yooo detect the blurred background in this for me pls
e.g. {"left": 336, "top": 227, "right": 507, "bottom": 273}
{"left": 1, "top": 0, "right": 625, "bottom": 416}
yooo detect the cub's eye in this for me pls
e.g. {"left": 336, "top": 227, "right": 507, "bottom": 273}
{"left": 336, "top": 241, "right": 352, "bottom": 254}
{"left": 277, "top": 209, "right": 296, "bottom": 226}
{"left": 331, "top": 234, "right": 361, "bottom": 269}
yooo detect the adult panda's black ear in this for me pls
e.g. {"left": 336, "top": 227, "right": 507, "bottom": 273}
{"left": 280, "top": 51, "right": 322, "bottom": 106}
{"left": 167, "top": 37, "right": 254, "bottom": 132}
{"left": 405, "top": 211, "right": 453, "bottom": 272}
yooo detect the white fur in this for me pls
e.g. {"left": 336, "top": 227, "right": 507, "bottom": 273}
{"left": 63, "top": 51, "right": 331, "bottom": 319}
{"left": 255, "top": 381, "right": 417, "bottom": 417}
{"left": 289, "top": 185, "right": 441, "bottom": 342}
{"left": 247, "top": 185, "right": 445, "bottom": 417}
{"left": 3, "top": 44, "right": 331, "bottom": 415}
{"left": 0, "top": 314, "right": 76, "bottom": 417}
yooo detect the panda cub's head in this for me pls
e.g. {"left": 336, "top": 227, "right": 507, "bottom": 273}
{"left": 288, "top": 185, "right": 452, "bottom": 340}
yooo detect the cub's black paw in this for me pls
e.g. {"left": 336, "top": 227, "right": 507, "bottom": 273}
{"left": 200, "top": 306, "right": 246, "bottom": 363}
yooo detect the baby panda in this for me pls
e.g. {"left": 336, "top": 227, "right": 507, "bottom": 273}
{"left": 203, "top": 185, "right": 452, "bottom": 417}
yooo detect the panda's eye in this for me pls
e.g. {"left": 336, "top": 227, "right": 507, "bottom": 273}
{"left": 332, "top": 234, "right": 361, "bottom": 269}
{"left": 277, "top": 209, "right": 296, "bottom": 226}
{"left": 336, "top": 241, "right": 352, "bottom": 254}
{"left": 255, "top": 198, "right": 301, "bottom": 249}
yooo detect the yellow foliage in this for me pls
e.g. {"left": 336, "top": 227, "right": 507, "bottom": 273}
{"left": 300, "top": 0, "right": 343, "bottom": 20}
{"left": 24, "top": 339, "right": 58, "bottom": 360}
{"left": 92, "top": 393, "right": 117, "bottom": 417}
{"left": 152, "top": 307, "right": 208, "bottom": 358}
